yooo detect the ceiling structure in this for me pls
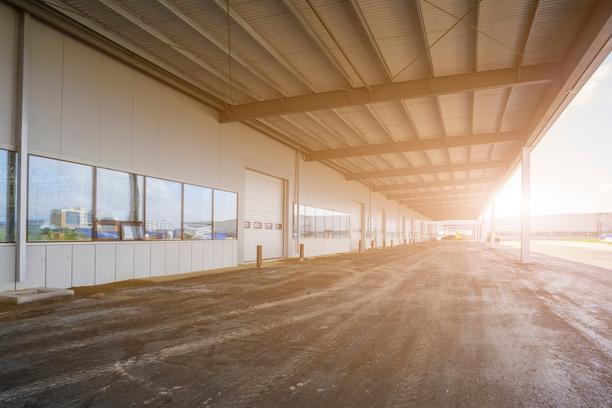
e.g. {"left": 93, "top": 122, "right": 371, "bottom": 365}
{"left": 11, "top": 0, "right": 612, "bottom": 221}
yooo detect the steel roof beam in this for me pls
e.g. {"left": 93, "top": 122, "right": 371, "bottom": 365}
{"left": 282, "top": 0, "right": 357, "bottom": 88}
{"left": 306, "top": 131, "right": 522, "bottom": 161}
{"left": 220, "top": 62, "right": 563, "bottom": 122}
{"left": 157, "top": 0, "right": 288, "bottom": 96}
{"left": 213, "top": 0, "right": 318, "bottom": 93}
{"left": 373, "top": 176, "right": 500, "bottom": 192}
{"left": 98, "top": 0, "right": 260, "bottom": 101}
{"left": 347, "top": 159, "right": 509, "bottom": 180}
{"left": 389, "top": 187, "right": 494, "bottom": 200}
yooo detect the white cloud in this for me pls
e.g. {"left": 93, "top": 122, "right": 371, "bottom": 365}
{"left": 570, "top": 61, "right": 612, "bottom": 108}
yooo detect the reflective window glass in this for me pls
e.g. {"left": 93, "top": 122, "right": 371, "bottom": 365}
{"left": 0, "top": 150, "right": 16, "bottom": 242}
{"left": 213, "top": 190, "right": 237, "bottom": 240}
{"left": 28, "top": 156, "right": 93, "bottom": 241}
{"left": 145, "top": 177, "right": 182, "bottom": 240}
{"left": 96, "top": 168, "right": 143, "bottom": 240}
{"left": 183, "top": 184, "right": 212, "bottom": 240}
{"left": 299, "top": 205, "right": 305, "bottom": 239}
{"left": 304, "top": 206, "right": 315, "bottom": 238}
{"left": 340, "top": 213, "right": 348, "bottom": 238}
{"left": 332, "top": 211, "right": 340, "bottom": 238}
{"left": 315, "top": 208, "right": 325, "bottom": 238}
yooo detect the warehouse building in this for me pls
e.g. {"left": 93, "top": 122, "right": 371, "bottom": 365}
{"left": 0, "top": 0, "right": 611, "bottom": 291}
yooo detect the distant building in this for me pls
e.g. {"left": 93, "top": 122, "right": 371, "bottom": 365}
{"left": 50, "top": 207, "right": 91, "bottom": 228}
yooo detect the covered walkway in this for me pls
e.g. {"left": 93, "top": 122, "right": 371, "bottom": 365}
{"left": 1, "top": 241, "right": 612, "bottom": 407}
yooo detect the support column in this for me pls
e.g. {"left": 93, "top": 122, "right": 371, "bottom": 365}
{"left": 16, "top": 12, "right": 31, "bottom": 283}
{"left": 521, "top": 147, "right": 532, "bottom": 263}
{"left": 490, "top": 197, "right": 496, "bottom": 249}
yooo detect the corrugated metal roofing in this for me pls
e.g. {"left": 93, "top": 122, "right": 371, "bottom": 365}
{"left": 18, "top": 0, "right": 612, "bottom": 221}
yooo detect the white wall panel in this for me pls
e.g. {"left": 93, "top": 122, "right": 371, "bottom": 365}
{"left": 201, "top": 108, "right": 220, "bottom": 187}
{"left": 0, "top": 245, "right": 16, "bottom": 292}
{"left": 72, "top": 244, "right": 95, "bottom": 287}
{"left": 231, "top": 241, "right": 238, "bottom": 267}
{"left": 150, "top": 242, "right": 165, "bottom": 276}
{"left": 0, "top": 2, "right": 15, "bottom": 145}
{"left": 132, "top": 72, "right": 160, "bottom": 175}
{"left": 116, "top": 243, "right": 134, "bottom": 282}
{"left": 28, "top": 19, "right": 63, "bottom": 153}
{"left": 182, "top": 97, "right": 203, "bottom": 184}
{"left": 100, "top": 56, "right": 133, "bottom": 168}
{"left": 165, "top": 242, "right": 179, "bottom": 275}
{"left": 134, "top": 243, "right": 151, "bottom": 279}
{"left": 191, "top": 241, "right": 203, "bottom": 272}
{"left": 158, "top": 85, "right": 182, "bottom": 179}
{"left": 61, "top": 36, "right": 102, "bottom": 162}
{"left": 46, "top": 245, "right": 72, "bottom": 289}
{"left": 18, "top": 246, "right": 46, "bottom": 289}
{"left": 213, "top": 241, "right": 224, "bottom": 269}
{"left": 95, "top": 244, "right": 116, "bottom": 285}
{"left": 179, "top": 242, "right": 191, "bottom": 273}
{"left": 203, "top": 242, "right": 214, "bottom": 270}
{"left": 223, "top": 241, "right": 234, "bottom": 267}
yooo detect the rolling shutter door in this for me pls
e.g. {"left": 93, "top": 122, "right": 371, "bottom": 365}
{"left": 244, "top": 170, "right": 284, "bottom": 261}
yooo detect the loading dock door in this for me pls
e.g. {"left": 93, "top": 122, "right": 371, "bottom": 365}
{"left": 245, "top": 170, "right": 284, "bottom": 261}
{"left": 351, "top": 202, "right": 362, "bottom": 250}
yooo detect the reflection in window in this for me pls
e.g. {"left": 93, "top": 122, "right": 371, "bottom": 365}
{"left": 145, "top": 177, "right": 182, "bottom": 240}
{"left": 315, "top": 208, "right": 325, "bottom": 238}
{"left": 28, "top": 156, "right": 93, "bottom": 241}
{"left": 0, "top": 150, "right": 16, "bottom": 242}
{"left": 96, "top": 168, "right": 143, "bottom": 240}
{"left": 332, "top": 211, "right": 340, "bottom": 238}
{"left": 303, "top": 206, "right": 313, "bottom": 238}
{"left": 183, "top": 184, "right": 212, "bottom": 240}
{"left": 214, "top": 190, "right": 237, "bottom": 240}
{"left": 340, "top": 213, "right": 348, "bottom": 238}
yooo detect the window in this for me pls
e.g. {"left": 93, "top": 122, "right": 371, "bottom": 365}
{"left": 253, "top": 222, "right": 262, "bottom": 229}
{"left": 333, "top": 211, "right": 340, "bottom": 238}
{"left": 275, "top": 224, "right": 282, "bottom": 230}
{"left": 0, "top": 150, "right": 16, "bottom": 242}
{"left": 145, "top": 177, "right": 182, "bottom": 240}
{"left": 28, "top": 156, "right": 93, "bottom": 241}
{"left": 304, "top": 206, "right": 314, "bottom": 238}
{"left": 245, "top": 221, "right": 251, "bottom": 229}
{"left": 340, "top": 213, "right": 348, "bottom": 238}
{"left": 183, "top": 184, "right": 212, "bottom": 240}
{"left": 213, "top": 190, "right": 237, "bottom": 239}
{"left": 265, "top": 223, "right": 273, "bottom": 229}
{"left": 96, "top": 168, "right": 143, "bottom": 240}
{"left": 315, "top": 208, "right": 325, "bottom": 238}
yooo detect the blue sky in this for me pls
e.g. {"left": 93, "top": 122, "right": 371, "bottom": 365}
{"left": 492, "top": 53, "right": 612, "bottom": 218}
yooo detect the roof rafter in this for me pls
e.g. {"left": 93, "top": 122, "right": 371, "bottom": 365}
{"left": 347, "top": 159, "right": 510, "bottom": 180}
{"left": 220, "top": 62, "right": 563, "bottom": 122}
{"left": 372, "top": 176, "right": 500, "bottom": 192}
{"left": 305, "top": 130, "right": 522, "bottom": 161}
{"left": 212, "top": 0, "right": 318, "bottom": 93}
{"left": 388, "top": 187, "right": 495, "bottom": 200}
{"left": 98, "top": 0, "right": 260, "bottom": 101}
{"left": 157, "top": 0, "right": 288, "bottom": 96}
{"left": 281, "top": 0, "right": 357, "bottom": 88}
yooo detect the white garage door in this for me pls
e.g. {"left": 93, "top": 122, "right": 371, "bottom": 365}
{"left": 351, "top": 201, "right": 362, "bottom": 250}
{"left": 244, "top": 170, "right": 284, "bottom": 261}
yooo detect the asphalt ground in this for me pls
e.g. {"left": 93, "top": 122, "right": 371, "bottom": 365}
{"left": 1, "top": 241, "right": 611, "bottom": 407}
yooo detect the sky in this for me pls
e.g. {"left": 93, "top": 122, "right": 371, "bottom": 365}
{"left": 490, "top": 52, "right": 612, "bottom": 219}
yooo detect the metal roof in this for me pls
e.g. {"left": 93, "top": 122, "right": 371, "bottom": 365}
{"left": 11, "top": 0, "right": 612, "bottom": 221}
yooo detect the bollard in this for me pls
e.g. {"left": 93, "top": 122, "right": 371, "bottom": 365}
{"left": 257, "top": 245, "right": 262, "bottom": 268}
{"left": 404, "top": 238, "right": 407, "bottom": 245}
{"left": 299, "top": 243, "right": 304, "bottom": 261}
{"left": 383, "top": 240, "right": 386, "bottom": 249}
{"left": 358, "top": 240, "right": 362, "bottom": 252}
{"left": 371, "top": 241, "right": 374, "bottom": 250}
{"left": 391, "top": 239, "right": 393, "bottom": 248}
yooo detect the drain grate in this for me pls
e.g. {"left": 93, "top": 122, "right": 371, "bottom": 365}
{"left": 0, "top": 288, "right": 75, "bottom": 305}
